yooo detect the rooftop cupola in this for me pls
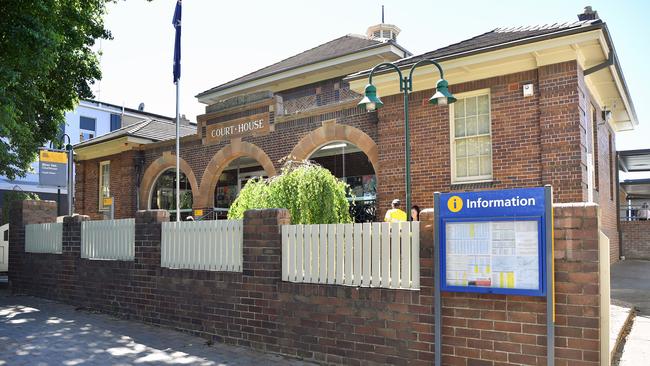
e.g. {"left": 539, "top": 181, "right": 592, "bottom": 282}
{"left": 366, "top": 5, "right": 400, "bottom": 42}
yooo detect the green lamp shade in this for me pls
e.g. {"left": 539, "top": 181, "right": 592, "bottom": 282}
{"left": 429, "top": 79, "right": 456, "bottom": 106}
{"left": 358, "top": 84, "right": 384, "bottom": 111}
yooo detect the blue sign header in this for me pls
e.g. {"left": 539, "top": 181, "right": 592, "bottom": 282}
{"left": 440, "top": 187, "right": 546, "bottom": 218}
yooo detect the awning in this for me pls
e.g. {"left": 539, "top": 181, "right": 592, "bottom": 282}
{"left": 619, "top": 149, "right": 650, "bottom": 172}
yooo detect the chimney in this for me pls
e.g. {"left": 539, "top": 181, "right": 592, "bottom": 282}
{"left": 578, "top": 6, "right": 599, "bottom": 21}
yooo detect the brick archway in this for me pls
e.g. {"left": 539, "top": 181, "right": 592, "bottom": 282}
{"left": 195, "top": 140, "right": 277, "bottom": 209}
{"left": 139, "top": 151, "right": 200, "bottom": 210}
{"left": 289, "top": 121, "right": 379, "bottom": 174}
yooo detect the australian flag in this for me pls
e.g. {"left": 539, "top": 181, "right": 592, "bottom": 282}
{"left": 172, "top": 0, "right": 182, "bottom": 83}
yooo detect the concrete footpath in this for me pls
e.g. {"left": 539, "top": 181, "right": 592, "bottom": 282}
{"left": 611, "top": 260, "right": 650, "bottom": 365}
{"left": 0, "top": 289, "right": 313, "bottom": 366}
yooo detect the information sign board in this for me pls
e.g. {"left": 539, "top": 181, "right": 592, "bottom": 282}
{"left": 438, "top": 187, "right": 547, "bottom": 296}
{"left": 38, "top": 148, "right": 68, "bottom": 188}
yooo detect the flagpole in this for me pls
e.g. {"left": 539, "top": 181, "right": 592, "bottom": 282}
{"left": 175, "top": 80, "right": 180, "bottom": 222}
{"left": 173, "top": 0, "right": 182, "bottom": 222}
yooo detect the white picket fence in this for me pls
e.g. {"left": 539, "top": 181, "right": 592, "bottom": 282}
{"left": 161, "top": 220, "right": 243, "bottom": 271}
{"left": 81, "top": 219, "right": 135, "bottom": 260}
{"left": 282, "top": 222, "right": 420, "bottom": 289}
{"left": 25, "top": 222, "right": 63, "bottom": 254}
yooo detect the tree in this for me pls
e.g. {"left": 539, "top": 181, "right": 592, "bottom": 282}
{"left": 0, "top": 0, "right": 112, "bottom": 180}
{"left": 228, "top": 160, "right": 353, "bottom": 224}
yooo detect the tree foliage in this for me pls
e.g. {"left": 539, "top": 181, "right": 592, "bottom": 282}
{"left": 2, "top": 191, "right": 40, "bottom": 225}
{"left": 0, "top": 0, "right": 112, "bottom": 179}
{"left": 228, "top": 160, "right": 353, "bottom": 224}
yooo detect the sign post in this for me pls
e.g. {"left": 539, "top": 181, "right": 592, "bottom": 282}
{"left": 433, "top": 187, "right": 554, "bottom": 366}
{"left": 39, "top": 148, "right": 68, "bottom": 188}
{"left": 103, "top": 197, "right": 114, "bottom": 220}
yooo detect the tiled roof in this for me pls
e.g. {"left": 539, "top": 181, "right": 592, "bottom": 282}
{"left": 74, "top": 119, "right": 196, "bottom": 148}
{"left": 196, "top": 35, "right": 407, "bottom": 98}
{"left": 349, "top": 19, "right": 603, "bottom": 77}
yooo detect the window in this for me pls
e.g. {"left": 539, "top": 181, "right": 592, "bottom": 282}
{"left": 590, "top": 104, "right": 599, "bottom": 192}
{"left": 110, "top": 114, "right": 122, "bottom": 131}
{"left": 450, "top": 90, "right": 492, "bottom": 183}
{"left": 79, "top": 116, "right": 96, "bottom": 141}
{"left": 99, "top": 161, "right": 110, "bottom": 210}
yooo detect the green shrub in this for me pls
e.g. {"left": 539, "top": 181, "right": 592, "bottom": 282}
{"left": 2, "top": 191, "right": 40, "bottom": 225}
{"left": 228, "top": 160, "right": 352, "bottom": 224}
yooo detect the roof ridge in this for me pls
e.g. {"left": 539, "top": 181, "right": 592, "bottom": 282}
{"left": 494, "top": 19, "right": 597, "bottom": 33}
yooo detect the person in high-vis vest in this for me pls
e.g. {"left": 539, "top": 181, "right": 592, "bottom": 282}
{"left": 384, "top": 199, "right": 407, "bottom": 223}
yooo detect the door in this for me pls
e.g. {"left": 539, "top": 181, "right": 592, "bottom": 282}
{"left": 0, "top": 224, "right": 8, "bottom": 272}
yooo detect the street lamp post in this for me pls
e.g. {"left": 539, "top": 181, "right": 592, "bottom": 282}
{"left": 358, "top": 59, "right": 456, "bottom": 221}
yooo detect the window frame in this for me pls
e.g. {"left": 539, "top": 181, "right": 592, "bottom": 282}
{"left": 449, "top": 88, "right": 493, "bottom": 184}
{"left": 79, "top": 116, "right": 96, "bottom": 142}
{"left": 98, "top": 160, "right": 110, "bottom": 211}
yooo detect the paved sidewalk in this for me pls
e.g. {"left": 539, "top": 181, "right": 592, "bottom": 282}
{"left": 618, "top": 314, "right": 650, "bottom": 366}
{"left": 0, "top": 290, "right": 313, "bottom": 366}
{"left": 611, "top": 260, "right": 650, "bottom": 365}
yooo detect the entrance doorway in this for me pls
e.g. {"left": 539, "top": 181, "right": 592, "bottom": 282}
{"left": 309, "top": 141, "right": 377, "bottom": 222}
{"left": 214, "top": 157, "right": 267, "bottom": 219}
{"left": 149, "top": 169, "right": 193, "bottom": 221}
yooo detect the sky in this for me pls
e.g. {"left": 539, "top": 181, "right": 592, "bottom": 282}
{"left": 96, "top": 0, "right": 650, "bottom": 176}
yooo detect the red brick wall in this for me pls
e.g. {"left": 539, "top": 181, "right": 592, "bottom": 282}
{"left": 376, "top": 62, "right": 586, "bottom": 217}
{"left": 621, "top": 220, "right": 650, "bottom": 259}
{"left": 9, "top": 203, "right": 605, "bottom": 365}
{"left": 577, "top": 65, "right": 620, "bottom": 264}
{"left": 75, "top": 150, "right": 139, "bottom": 220}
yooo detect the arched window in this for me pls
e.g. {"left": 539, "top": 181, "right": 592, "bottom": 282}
{"left": 149, "top": 169, "right": 193, "bottom": 221}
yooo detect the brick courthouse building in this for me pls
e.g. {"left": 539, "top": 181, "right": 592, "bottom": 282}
{"left": 74, "top": 9, "right": 637, "bottom": 264}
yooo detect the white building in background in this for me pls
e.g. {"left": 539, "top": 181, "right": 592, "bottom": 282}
{"left": 0, "top": 99, "right": 188, "bottom": 215}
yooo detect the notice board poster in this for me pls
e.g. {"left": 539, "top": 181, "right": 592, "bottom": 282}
{"left": 438, "top": 187, "right": 548, "bottom": 296}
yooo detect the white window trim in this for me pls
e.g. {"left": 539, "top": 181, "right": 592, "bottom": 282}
{"left": 449, "top": 88, "right": 493, "bottom": 184}
{"left": 98, "top": 160, "right": 110, "bottom": 211}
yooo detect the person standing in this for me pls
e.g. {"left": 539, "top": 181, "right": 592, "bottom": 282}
{"left": 384, "top": 199, "right": 407, "bottom": 223}
{"left": 411, "top": 205, "right": 421, "bottom": 221}
{"left": 639, "top": 202, "right": 649, "bottom": 220}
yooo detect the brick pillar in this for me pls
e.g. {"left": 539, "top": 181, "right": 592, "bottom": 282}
{"left": 538, "top": 61, "right": 584, "bottom": 203}
{"left": 8, "top": 200, "right": 57, "bottom": 293}
{"left": 135, "top": 209, "right": 168, "bottom": 267}
{"left": 241, "top": 208, "right": 290, "bottom": 352}
{"left": 418, "top": 208, "right": 436, "bottom": 363}
{"left": 553, "top": 202, "right": 603, "bottom": 365}
{"left": 61, "top": 215, "right": 89, "bottom": 303}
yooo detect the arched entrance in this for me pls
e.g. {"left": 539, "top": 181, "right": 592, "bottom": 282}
{"left": 289, "top": 121, "right": 379, "bottom": 174}
{"left": 196, "top": 140, "right": 276, "bottom": 215}
{"left": 291, "top": 122, "right": 380, "bottom": 222}
{"left": 308, "top": 141, "right": 377, "bottom": 222}
{"left": 148, "top": 168, "right": 194, "bottom": 221}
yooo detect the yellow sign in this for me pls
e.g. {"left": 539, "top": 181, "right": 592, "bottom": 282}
{"left": 102, "top": 197, "right": 113, "bottom": 207}
{"left": 40, "top": 150, "right": 67, "bottom": 164}
{"left": 447, "top": 196, "right": 463, "bottom": 213}
{"left": 193, "top": 209, "right": 203, "bottom": 217}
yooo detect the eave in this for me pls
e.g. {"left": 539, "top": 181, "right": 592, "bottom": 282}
{"left": 347, "top": 26, "right": 637, "bottom": 132}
